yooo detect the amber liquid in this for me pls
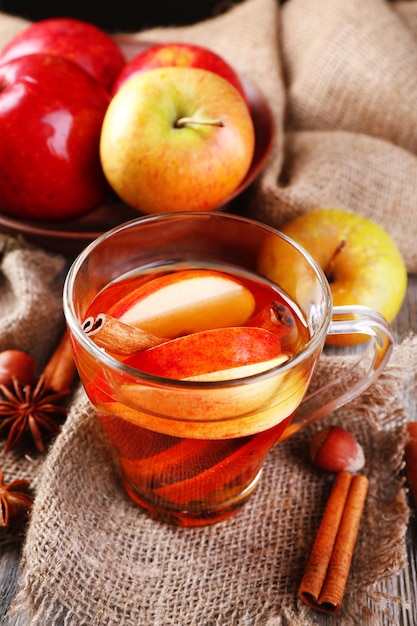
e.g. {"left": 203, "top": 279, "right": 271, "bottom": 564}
{"left": 81, "top": 264, "right": 311, "bottom": 526}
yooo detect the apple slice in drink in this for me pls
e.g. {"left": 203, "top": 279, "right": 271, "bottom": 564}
{"left": 119, "top": 438, "right": 235, "bottom": 483}
{"left": 126, "top": 326, "right": 287, "bottom": 379}
{"left": 120, "top": 427, "right": 280, "bottom": 506}
{"left": 108, "top": 269, "right": 256, "bottom": 338}
{"left": 152, "top": 431, "right": 275, "bottom": 505}
{"left": 112, "top": 326, "right": 290, "bottom": 438}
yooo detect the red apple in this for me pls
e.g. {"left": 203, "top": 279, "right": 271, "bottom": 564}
{"left": 111, "top": 42, "right": 247, "bottom": 104}
{"left": 100, "top": 66, "right": 255, "bottom": 214}
{"left": 0, "top": 17, "right": 126, "bottom": 92}
{"left": 125, "top": 326, "right": 287, "bottom": 380}
{"left": 108, "top": 269, "right": 256, "bottom": 339}
{"left": 0, "top": 53, "right": 111, "bottom": 222}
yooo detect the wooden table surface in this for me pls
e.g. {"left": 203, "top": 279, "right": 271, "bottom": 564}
{"left": 0, "top": 274, "right": 417, "bottom": 625}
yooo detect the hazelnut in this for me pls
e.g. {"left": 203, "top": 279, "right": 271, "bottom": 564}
{"left": 310, "top": 425, "right": 365, "bottom": 473}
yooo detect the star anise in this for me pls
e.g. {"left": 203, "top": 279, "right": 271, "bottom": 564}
{"left": 0, "top": 331, "right": 76, "bottom": 454}
{"left": 0, "top": 375, "right": 69, "bottom": 453}
{"left": 0, "top": 470, "right": 34, "bottom": 528}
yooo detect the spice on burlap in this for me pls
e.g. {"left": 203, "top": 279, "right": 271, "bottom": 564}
{"left": 0, "top": 234, "right": 66, "bottom": 546}
{"left": 0, "top": 471, "right": 34, "bottom": 530}
{"left": 298, "top": 471, "right": 370, "bottom": 614}
{"left": 0, "top": 330, "right": 76, "bottom": 453}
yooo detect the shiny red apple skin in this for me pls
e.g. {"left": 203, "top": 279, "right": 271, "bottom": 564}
{"left": 111, "top": 42, "right": 247, "bottom": 103}
{"left": 0, "top": 17, "right": 126, "bottom": 92}
{"left": 0, "top": 53, "right": 111, "bottom": 222}
{"left": 125, "top": 326, "right": 285, "bottom": 380}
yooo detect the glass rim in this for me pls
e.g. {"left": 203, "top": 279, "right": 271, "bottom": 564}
{"left": 63, "top": 211, "right": 333, "bottom": 388}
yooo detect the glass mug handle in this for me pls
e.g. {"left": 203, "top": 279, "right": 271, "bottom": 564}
{"left": 281, "top": 304, "right": 394, "bottom": 440}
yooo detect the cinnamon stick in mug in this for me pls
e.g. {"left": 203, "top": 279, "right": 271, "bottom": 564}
{"left": 298, "top": 471, "right": 369, "bottom": 614}
{"left": 82, "top": 313, "right": 165, "bottom": 355}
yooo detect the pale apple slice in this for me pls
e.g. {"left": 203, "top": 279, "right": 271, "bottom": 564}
{"left": 185, "top": 355, "right": 288, "bottom": 381}
{"left": 109, "top": 269, "right": 256, "bottom": 338}
{"left": 104, "top": 372, "right": 308, "bottom": 440}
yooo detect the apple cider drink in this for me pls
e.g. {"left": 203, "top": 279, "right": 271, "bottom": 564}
{"left": 64, "top": 212, "right": 395, "bottom": 527}
{"left": 77, "top": 264, "right": 311, "bottom": 526}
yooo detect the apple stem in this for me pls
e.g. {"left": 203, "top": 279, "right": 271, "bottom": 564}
{"left": 325, "top": 240, "right": 347, "bottom": 280}
{"left": 175, "top": 116, "right": 224, "bottom": 128}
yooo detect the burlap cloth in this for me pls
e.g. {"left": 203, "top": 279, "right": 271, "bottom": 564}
{"left": 0, "top": 0, "right": 417, "bottom": 623}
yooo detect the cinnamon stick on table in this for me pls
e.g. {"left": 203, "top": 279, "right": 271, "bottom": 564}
{"left": 42, "top": 330, "right": 77, "bottom": 392}
{"left": 298, "top": 470, "right": 369, "bottom": 614}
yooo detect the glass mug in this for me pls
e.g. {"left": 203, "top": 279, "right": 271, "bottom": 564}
{"left": 63, "top": 212, "right": 393, "bottom": 527}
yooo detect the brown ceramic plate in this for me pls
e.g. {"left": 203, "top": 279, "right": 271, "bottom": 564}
{"left": 0, "top": 39, "right": 275, "bottom": 258}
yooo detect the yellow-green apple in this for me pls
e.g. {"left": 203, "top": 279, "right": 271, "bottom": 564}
{"left": 99, "top": 66, "right": 255, "bottom": 214}
{"left": 0, "top": 53, "right": 111, "bottom": 222}
{"left": 0, "top": 17, "right": 126, "bottom": 92}
{"left": 111, "top": 42, "right": 247, "bottom": 105}
{"left": 108, "top": 269, "right": 256, "bottom": 338}
{"left": 258, "top": 208, "right": 407, "bottom": 345}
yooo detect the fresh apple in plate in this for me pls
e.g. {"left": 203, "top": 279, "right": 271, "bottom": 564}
{"left": 99, "top": 66, "right": 255, "bottom": 214}
{"left": 108, "top": 269, "right": 256, "bottom": 338}
{"left": 259, "top": 208, "right": 407, "bottom": 345}
{"left": 0, "top": 53, "right": 111, "bottom": 222}
{"left": 0, "top": 17, "right": 126, "bottom": 92}
{"left": 111, "top": 41, "right": 247, "bottom": 104}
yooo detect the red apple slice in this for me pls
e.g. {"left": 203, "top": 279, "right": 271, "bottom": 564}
{"left": 152, "top": 432, "right": 273, "bottom": 505}
{"left": 125, "top": 326, "right": 286, "bottom": 379}
{"left": 108, "top": 269, "right": 256, "bottom": 338}
{"left": 119, "top": 438, "right": 234, "bottom": 484}
{"left": 86, "top": 326, "right": 310, "bottom": 440}
{"left": 114, "top": 326, "right": 290, "bottom": 434}
{"left": 120, "top": 435, "right": 265, "bottom": 506}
